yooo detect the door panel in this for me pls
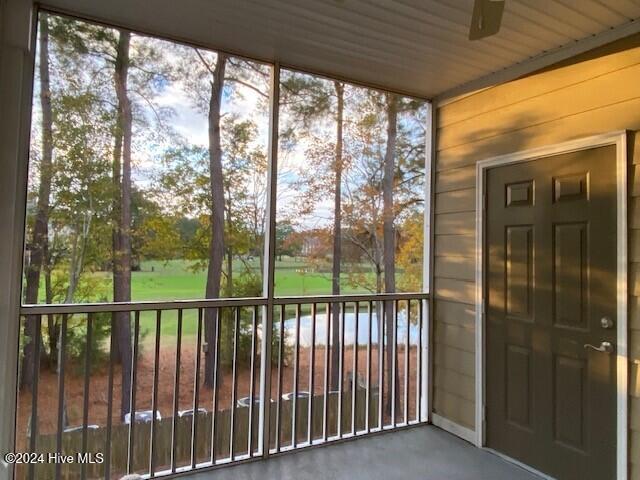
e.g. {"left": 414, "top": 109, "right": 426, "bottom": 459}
{"left": 506, "top": 226, "right": 533, "bottom": 319}
{"left": 553, "top": 354, "right": 586, "bottom": 450}
{"left": 553, "top": 222, "right": 588, "bottom": 329}
{"left": 485, "top": 145, "right": 617, "bottom": 480}
{"left": 506, "top": 344, "right": 532, "bottom": 429}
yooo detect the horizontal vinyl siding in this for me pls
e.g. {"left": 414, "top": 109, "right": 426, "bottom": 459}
{"left": 438, "top": 37, "right": 640, "bottom": 128}
{"left": 435, "top": 188, "right": 475, "bottom": 214}
{"left": 434, "top": 278, "right": 475, "bottom": 306}
{"left": 434, "top": 368, "right": 475, "bottom": 403}
{"left": 433, "top": 388, "right": 475, "bottom": 429}
{"left": 438, "top": 61, "right": 640, "bottom": 151}
{"left": 434, "top": 299, "right": 475, "bottom": 329}
{"left": 434, "top": 344, "right": 475, "bottom": 377}
{"left": 434, "top": 256, "right": 474, "bottom": 282}
{"left": 432, "top": 32, "right": 640, "bottom": 467}
{"left": 435, "top": 165, "right": 476, "bottom": 193}
{"left": 437, "top": 95, "right": 640, "bottom": 172}
{"left": 434, "top": 322, "right": 475, "bottom": 353}
{"left": 434, "top": 234, "right": 474, "bottom": 258}
{"left": 434, "top": 212, "right": 475, "bottom": 235}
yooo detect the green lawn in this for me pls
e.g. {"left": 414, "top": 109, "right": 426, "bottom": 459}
{"left": 35, "top": 258, "right": 379, "bottom": 340}
{"left": 120, "top": 258, "right": 372, "bottom": 338}
{"left": 129, "top": 258, "right": 365, "bottom": 300}
{"left": 131, "top": 260, "right": 209, "bottom": 301}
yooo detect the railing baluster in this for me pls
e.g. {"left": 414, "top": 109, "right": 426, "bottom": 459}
{"left": 292, "top": 303, "right": 301, "bottom": 448}
{"left": 55, "top": 313, "right": 68, "bottom": 480}
{"left": 17, "top": 293, "right": 428, "bottom": 478}
{"left": 417, "top": 299, "right": 423, "bottom": 423}
{"left": 404, "top": 301, "right": 410, "bottom": 426}
{"left": 28, "top": 314, "right": 42, "bottom": 480}
{"left": 171, "top": 309, "right": 183, "bottom": 473}
{"left": 392, "top": 300, "right": 398, "bottom": 428}
{"left": 378, "top": 302, "right": 384, "bottom": 431}
{"left": 191, "top": 308, "right": 203, "bottom": 469}
{"left": 105, "top": 315, "right": 115, "bottom": 480}
{"left": 366, "top": 301, "right": 372, "bottom": 434}
{"left": 230, "top": 307, "right": 240, "bottom": 461}
{"left": 322, "top": 304, "right": 330, "bottom": 442}
{"left": 80, "top": 313, "right": 93, "bottom": 480}
{"left": 149, "top": 310, "right": 162, "bottom": 476}
{"left": 127, "top": 311, "right": 140, "bottom": 475}
{"left": 352, "top": 302, "right": 359, "bottom": 435}
{"left": 308, "top": 303, "right": 316, "bottom": 444}
{"left": 211, "top": 307, "right": 221, "bottom": 464}
{"left": 248, "top": 305, "right": 258, "bottom": 457}
{"left": 337, "top": 302, "right": 344, "bottom": 438}
{"left": 274, "top": 305, "right": 284, "bottom": 452}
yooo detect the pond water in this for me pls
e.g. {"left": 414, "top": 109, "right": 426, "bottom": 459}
{"left": 280, "top": 311, "right": 421, "bottom": 347}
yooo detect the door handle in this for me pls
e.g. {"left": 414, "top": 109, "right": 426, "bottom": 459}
{"left": 584, "top": 341, "right": 614, "bottom": 354}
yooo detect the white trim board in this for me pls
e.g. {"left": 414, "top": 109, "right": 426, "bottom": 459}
{"left": 474, "top": 132, "right": 628, "bottom": 479}
{"left": 431, "top": 414, "right": 475, "bottom": 445}
{"left": 485, "top": 448, "right": 556, "bottom": 480}
{"left": 0, "top": 2, "right": 35, "bottom": 480}
{"left": 422, "top": 102, "right": 435, "bottom": 423}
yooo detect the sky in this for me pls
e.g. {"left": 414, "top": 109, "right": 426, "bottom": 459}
{"left": 29, "top": 13, "right": 427, "bottom": 232}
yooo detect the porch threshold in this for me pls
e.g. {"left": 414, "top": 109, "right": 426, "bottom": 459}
{"left": 184, "top": 425, "right": 542, "bottom": 480}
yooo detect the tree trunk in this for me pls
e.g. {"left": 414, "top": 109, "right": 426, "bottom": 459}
{"left": 330, "top": 81, "right": 344, "bottom": 391}
{"left": 225, "top": 187, "right": 233, "bottom": 297}
{"left": 226, "top": 248, "right": 233, "bottom": 295}
{"left": 111, "top": 133, "right": 122, "bottom": 365}
{"left": 65, "top": 204, "right": 92, "bottom": 303}
{"left": 45, "top": 267, "right": 57, "bottom": 368}
{"left": 203, "top": 53, "right": 226, "bottom": 388}
{"left": 112, "top": 30, "right": 133, "bottom": 420}
{"left": 21, "top": 13, "right": 53, "bottom": 390}
{"left": 222, "top": 190, "right": 234, "bottom": 366}
{"left": 383, "top": 93, "right": 398, "bottom": 418}
{"left": 373, "top": 235, "right": 384, "bottom": 404}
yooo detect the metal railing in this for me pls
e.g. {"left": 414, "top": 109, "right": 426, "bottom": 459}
{"left": 17, "top": 292, "right": 428, "bottom": 479}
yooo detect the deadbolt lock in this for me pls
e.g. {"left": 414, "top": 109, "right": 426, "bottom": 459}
{"left": 600, "top": 317, "right": 615, "bottom": 329}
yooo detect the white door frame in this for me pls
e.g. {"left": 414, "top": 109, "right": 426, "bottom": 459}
{"left": 475, "top": 131, "right": 628, "bottom": 479}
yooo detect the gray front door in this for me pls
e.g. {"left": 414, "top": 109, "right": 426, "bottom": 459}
{"left": 485, "top": 145, "right": 617, "bottom": 480}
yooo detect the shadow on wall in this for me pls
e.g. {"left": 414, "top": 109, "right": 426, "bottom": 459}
{"left": 433, "top": 32, "right": 640, "bottom": 429}
{"left": 438, "top": 31, "right": 640, "bottom": 169}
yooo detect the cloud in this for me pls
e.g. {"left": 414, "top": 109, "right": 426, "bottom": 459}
{"left": 155, "top": 83, "right": 209, "bottom": 146}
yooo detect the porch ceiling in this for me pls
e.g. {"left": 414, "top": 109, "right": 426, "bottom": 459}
{"left": 41, "top": 0, "right": 640, "bottom": 99}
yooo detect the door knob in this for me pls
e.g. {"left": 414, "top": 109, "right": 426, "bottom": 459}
{"left": 584, "top": 341, "right": 614, "bottom": 354}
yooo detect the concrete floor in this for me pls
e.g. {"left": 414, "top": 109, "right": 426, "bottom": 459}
{"left": 186, "top": 425, "right": 542, "bottom": 480}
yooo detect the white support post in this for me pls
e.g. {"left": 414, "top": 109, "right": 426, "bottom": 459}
{"left": 422, "top": 102, "right": 433, "bottom": 296}
{"left": 421, "top": 102, "right": 435, "bottom": 423}
{"left": 0, "top": 1, "right": 35, "bottom": 479}
{"left": 258, "top": 63, "right": 280, "bottom": 458}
